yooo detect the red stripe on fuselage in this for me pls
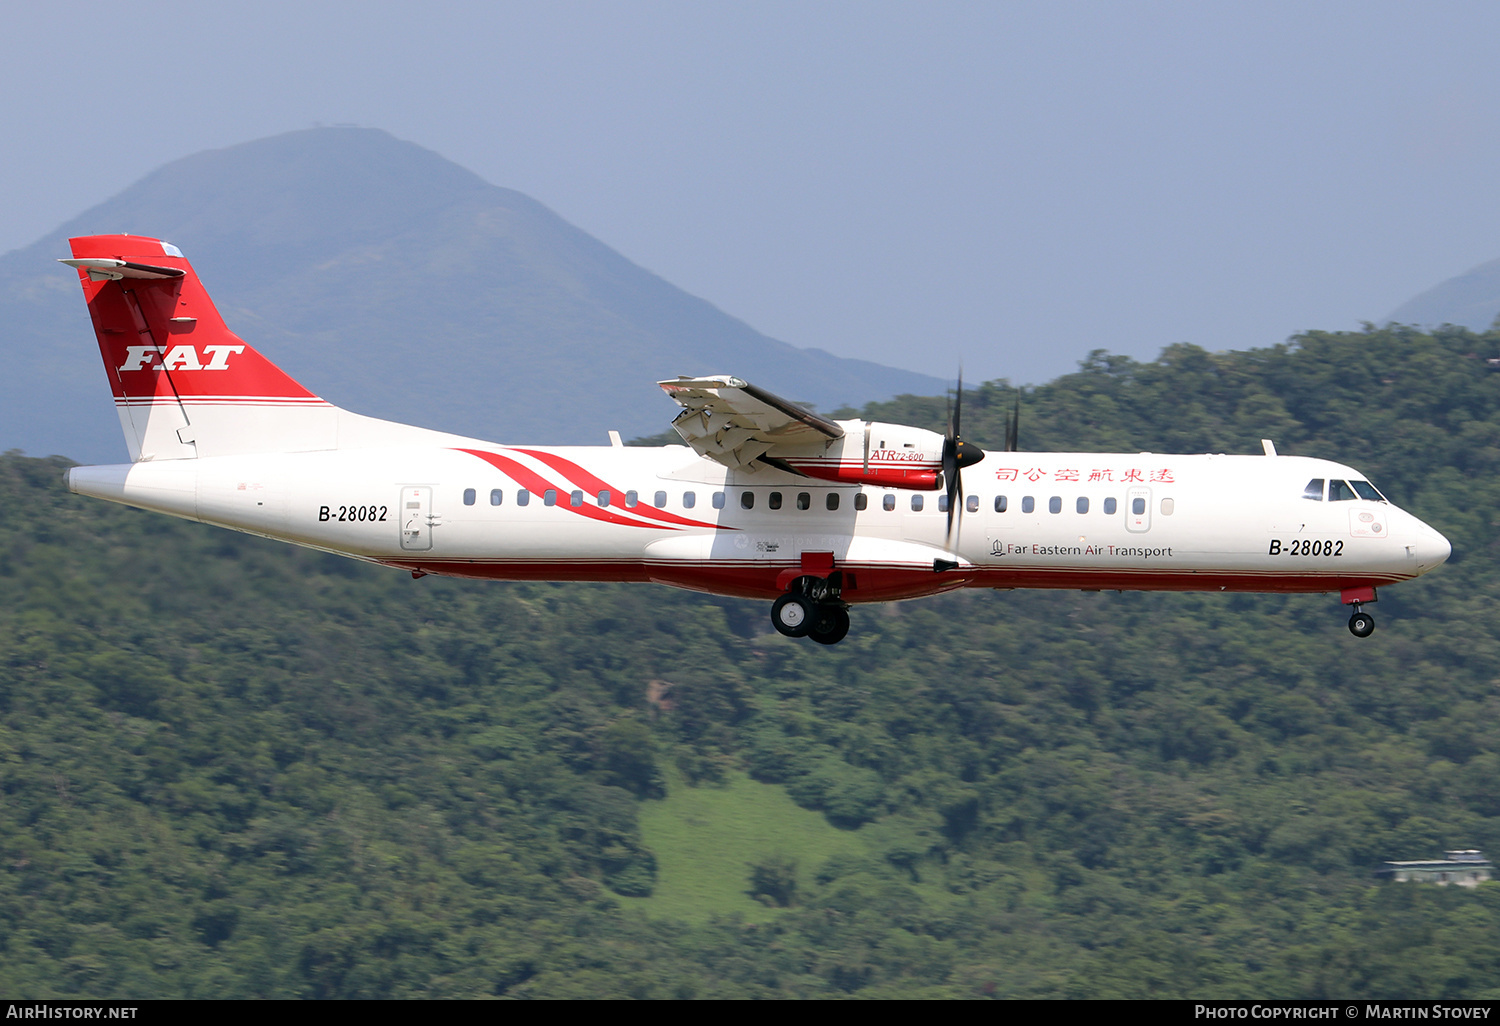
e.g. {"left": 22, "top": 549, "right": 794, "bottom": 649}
{"left": 509, "top": 447, "right": 724, "bottom": 529}
{"left": 455, "top": 449, "right": 675, "bottom": 530}
{"left": 381, "top": 554, "right": 1409, "bottom": 603}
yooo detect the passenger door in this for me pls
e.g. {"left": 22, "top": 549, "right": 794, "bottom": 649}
{"left": 400, "top": 487, "right": 433, "bottom": 550}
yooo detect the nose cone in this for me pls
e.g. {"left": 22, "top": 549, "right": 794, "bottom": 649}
{"left": 1412, "top": 521, "right": 1452, "bottom": 572}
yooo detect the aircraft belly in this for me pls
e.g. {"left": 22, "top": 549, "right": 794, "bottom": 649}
{"left": 633, "top": 533, "right": 971, "bottom": 601}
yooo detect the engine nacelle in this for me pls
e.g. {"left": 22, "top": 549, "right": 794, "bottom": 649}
{"left": 781, "top": 421, "right": 948, "bottom": 490}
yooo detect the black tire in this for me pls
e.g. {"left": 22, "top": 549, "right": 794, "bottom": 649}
{"left": 809, "top": 605, "right": 850, "bottom": 645}
{"left": 1348, "top": 611, "right": 1375, "bottom": 638}
{"left": 771, "top": 593, "right": 815, "bottom": 637}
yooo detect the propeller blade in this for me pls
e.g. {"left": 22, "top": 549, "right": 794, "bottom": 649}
{"left": 953, "top": 369, "right": 963, "bottom": 439}
{"left": 945, "top": 463, "right": 960, "bottom": 537}
{"left": 1005, "top": 389, "right": 1020, "bottom": 452}
{"left": 944, "top": 370, "right": 978, "bottom": 542}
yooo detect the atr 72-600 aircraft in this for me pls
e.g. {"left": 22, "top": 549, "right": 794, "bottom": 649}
{"left": 60, "top": 235, "right": 1450, "bottom": 643}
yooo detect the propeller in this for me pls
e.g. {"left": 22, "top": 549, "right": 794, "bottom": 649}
{"left": 1004, "top": 388, "right": 1020, "bottom": 452}
{"left": 942, "top": 371, "right": 986, "bottom": 541}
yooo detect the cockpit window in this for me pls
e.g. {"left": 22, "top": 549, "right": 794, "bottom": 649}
{"left": 1328, "top": 479, "right": 1356, "bottom": 502}
{"left": 1351, "top": 480, "right": 1387, "bottom": 503}
{"left": 1302, "top": 479, "right": 1324, "bottom": 501}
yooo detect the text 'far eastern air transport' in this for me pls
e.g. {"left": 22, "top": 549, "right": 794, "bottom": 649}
{"left": 60, "top": 235, "right": 1450, "bottom": 643}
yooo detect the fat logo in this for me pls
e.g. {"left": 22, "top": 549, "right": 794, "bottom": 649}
{"left": 117, "top": 345, "right": 245, "bottom": 372}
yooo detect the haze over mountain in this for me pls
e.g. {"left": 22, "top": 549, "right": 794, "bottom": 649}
{"left": 0, "top": 128, "right": 946, "bottom": 464}
{"left": 1387, "top": 256, "right": 1500, "bottom": 333}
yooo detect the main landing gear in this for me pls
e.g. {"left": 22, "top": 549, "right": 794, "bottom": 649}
{"left": 1342, "top": 586, "right": 1377, "bottom": 638}
{"left": 1347, "top": 606, "right": 1375, "bottom": 638}
{"left": 771, "top": 573, "right": 850, "bottom": 645}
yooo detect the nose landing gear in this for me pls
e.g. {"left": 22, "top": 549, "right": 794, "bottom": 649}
{"left": 1341, "top": 585, "right": 1377, "bottom": 638}
{"left": 771, "top": 572, "right": 850, "bottom": 644}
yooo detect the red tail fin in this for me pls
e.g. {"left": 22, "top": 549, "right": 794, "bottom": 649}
{"left": 66, "top": 234, "right": 323, "bottom": 406}
{"left": 64, "top": 235, "right": 333, "bottom": 460}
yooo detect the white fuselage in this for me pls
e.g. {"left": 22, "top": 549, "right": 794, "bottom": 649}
{"left": 67, "top": 439, "right": 1451, "bottom": 604}
{"left": 56, "top": 233, "right": 1451, "bottom": 640}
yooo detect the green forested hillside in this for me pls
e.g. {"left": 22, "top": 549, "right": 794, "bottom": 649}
{"left": 4, "top": 325, "right": 1500, "bottom": 998}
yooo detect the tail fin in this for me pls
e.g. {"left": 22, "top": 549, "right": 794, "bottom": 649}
{"left": 64, "top": 235, "right": 336, "bottom": 461}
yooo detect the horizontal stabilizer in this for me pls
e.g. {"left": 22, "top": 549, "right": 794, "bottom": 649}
{"left": 59, "top": 257, "right": 185, "bottom": 281}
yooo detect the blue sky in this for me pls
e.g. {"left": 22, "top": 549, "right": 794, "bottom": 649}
{"left": 6, "top": 1, "right": 1500, "bottom": 386}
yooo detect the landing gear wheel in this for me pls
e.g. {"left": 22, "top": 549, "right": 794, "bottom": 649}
{"left": 1348, "top": 611, "right": 1375, "bottom": 638}
{"left": 771, "top": 593, "right": 815, "bottom": 637}
{"left": 809, "top": 606, "right": 850, "bottom": 646}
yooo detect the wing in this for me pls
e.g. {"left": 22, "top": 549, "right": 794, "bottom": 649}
{"left": 658, "top": 375, "right": 846, "bottom": 470}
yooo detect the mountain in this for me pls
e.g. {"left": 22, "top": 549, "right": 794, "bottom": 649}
{"left": 0, "top": 128, "right": 946, "bottom": 464}
{"left": 1387, "top": 255, "right": 1500, "bottom": 331}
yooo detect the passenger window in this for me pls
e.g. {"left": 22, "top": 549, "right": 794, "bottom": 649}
{"left": 769, "top": 491, "right": 783, "bottom": 510}
{"left": 1132, "top": 497, "right": 1146, "bottom": 515}
{"left": 490, "top": 488, "right": 503, "bottom": 506}
{"left": 544, "top": 489, "right": 558, "bottom": 507}
{"left": 827, "top": 493, "right": 840, "bottom": 511}
{"left": 1076, "top": 497, "right": 1089, "bottom": 514}
{"left": 995, "top": 495, "right": 1008, "bottom": 513}
{"left": 1328, "top": 480, "right": 1356, "bottom": 502}
{"left": 712, "top": 491, "right": 726, "bottom": 509}
{"left": 570, "top": 489, "right": 583, "bottom": 507}
{"left": 741, "top": 491, "right": 755, "bottom": 510}
{"left": 967, "top": 495, "right": 979, "bottom": 513}
{"left": 796, "top": 492, "right": 810, "bottom": 510}
{"left": 683, "top": 491, "right": 696, "bottom": 509}
{"left": 855, "top": 493, "right": 868, "bottom": 511}
{"left": 654, "top": 490, "right": 668, "bottom": 508}
{"left": 1022, "top": 496, "right": 1035, "bottom": 514}
{"left": 463, "top": 488, "right": 476, "bottom": 506}
{"left": 1048, "top": 496, "right": 1062, "bottom": 514}
{"left": 597, "top": 489, "right": 610, "bottom": 507}
{"left": 517, "top": 489, "right": 530, "bottom": 506}
{"left": 1351, "top": 480, "right": 1386, "bottom": 502}
{"left": 1104, "top": 497, "right": 1117, "bottom": 515}
{"left": 911, "top": 494, "right": 924, "bottom": 511}
{"left": 1161, "top": 497, "right": 1174, "bottom": 515}
{"left": 938, "top": 494, "right": 950, "bottom": 512}
{"left": 882, "top": 494, "right": 896, "bottom": 511}
{"left": 1303, "top": 479, "right": 1325, "bottom": 502}
{"left": 625, "top": 490, "right": 638, "bottom": 507}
